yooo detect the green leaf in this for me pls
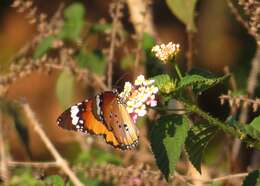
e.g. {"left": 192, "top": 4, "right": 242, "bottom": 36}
{"left": 59, "top": 3, "right": 85, "bottom": 41}
{"left": 185, "top": 123, "right": 218, "bottom": 174}
{"left": 44, "top": 175, "right": 64, "bottom": 186}
{"left": 165, "top": 0, "right": 198, "bottom": 32}
{"left": 177, "top": 69, "right": 229, "bottom": 94}
{"left": 142, "top": 32, "right": 155, "bottom": 51}
{"left": 153, "top": 74, "right": 176, "bottom": 94}
{"left": 75, "top": 49, "right": 106, "bottom": 75}
{"left": 33, "top": 36, "right": 55, "bottom": 59}
{"left": 243, "top": 116, "right": 260, "bottom": 141}
{"left": 243, "top": 170, "right": 260, "bottom": 186}
{"left": 56, "top": 70, "right": 75, "bottom": 108}
{"left": 90, "top": 23, "right": 112, "bottom": 33}
{"left": 150, "top": 115, "right": 189, "bottom": 180}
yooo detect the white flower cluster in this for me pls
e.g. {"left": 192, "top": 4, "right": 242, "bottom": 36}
{"left": 151, "top": 42, "right": 180, "bottom": 63}
{"left": 119, "top": 75, "right": 159, "bottom": 123}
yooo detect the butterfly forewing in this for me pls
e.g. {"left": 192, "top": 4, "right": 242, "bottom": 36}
{"left": 100, "top": 92, "right": 139, "bottom": 150}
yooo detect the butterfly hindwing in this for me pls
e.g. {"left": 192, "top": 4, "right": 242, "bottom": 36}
{"left": 100, "top": 92, "right": 139, "bottom": 150}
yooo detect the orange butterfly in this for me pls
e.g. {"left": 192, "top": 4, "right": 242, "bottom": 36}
{"left": 57, "top": 91, "right": 139, "bottom": 150}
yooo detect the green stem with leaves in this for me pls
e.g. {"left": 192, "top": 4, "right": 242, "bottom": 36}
{"left": 182, "top": 100, "right": 260, "bottom": 150}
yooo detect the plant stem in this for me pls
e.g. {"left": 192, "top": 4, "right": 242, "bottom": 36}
{"left": 182, "top": 100, "right": 260, "bottom": 150}
{"left": 22, "top": 103, "right": 84, "bottom": 186}
{"left": 174, "top": 63, "right": 183, "bottom": 80}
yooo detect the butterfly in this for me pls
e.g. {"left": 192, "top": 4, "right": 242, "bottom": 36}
{"left": 56, "top": 91, "right": 139, "bottom": 150}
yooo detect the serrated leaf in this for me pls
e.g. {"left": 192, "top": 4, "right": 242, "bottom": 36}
{"left": 150, "top": 115, "right": 189, "bottom": 180}
{"left": 142, "top": 32, "right": 155, "bottom": 51}
{"left": 243, "top": 170, "right": 260, "bottom": 186}
{"left": 33, "top": 36, "right": 55, "bottom": 59}
{"left": 153, "top": 74, "right": 176, "bottom": 94}
{"left": 56, "top": 70, "right": 75, "bottom": 108}
{"left": 59, "top": 3, "right": 85, "bottom": 41}
{"left": 185, "top": 123, "right": 218, "bottom": 174}
{"left": 165, "top": 0, "right": 198, "bottom": 32}
{"left": 44, "top": 175, "right": 64, "bottom": 186}
{"left": 177, "top": 69, "right": 229, "bottom": 94}
{"left": 90, "top": 23, "right": 112, "bottom": 33}
{"left": 75, "top": 49, "right": 106, "bottom": 75}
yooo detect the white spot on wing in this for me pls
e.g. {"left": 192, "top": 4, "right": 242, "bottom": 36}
{"left": 96, "top": 94, "right": 101, "bottom": 116}
{"left": 70, "top": 105, "right": 80, "bottom": 125}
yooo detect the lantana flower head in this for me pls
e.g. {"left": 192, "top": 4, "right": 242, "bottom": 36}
{"left": 151, "top": 42, "right": 180, "bottom": 63}
{"left": 119, "top": 75, "right": 159, "bottom": 123}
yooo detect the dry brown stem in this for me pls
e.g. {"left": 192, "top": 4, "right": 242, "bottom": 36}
{"left": 226, "top": 0, "right": 260, "bottom": 170}
{"left": 21, "top": 103, "right": 84, "bottom": 186}
{"left": 76, "top": 163, "right": 249, "bottom": 186}
{"left": 0, "top": 113, "right": 10, "bottom": 185}
{"left": 8, "top": 161, "right": 58, "bottom": 169}
{"left": 107, "top": 0, "right": 124, "bottom": 89}
{"left": 227, "top": 0, "right": 260, "bottom": 43}
{"left": 126, "top": 0, "right": 155, "bottom": 36}
{"left": 220, "top": 94, "right": 260, "bottom": 112}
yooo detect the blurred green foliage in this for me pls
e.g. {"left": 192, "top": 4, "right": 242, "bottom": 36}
{"left": 33, "top": 36, "right": 55, "bottom": 59}
{"left": 166, "top": 0, "right": 198, "bottom": 32}
{"left": 90, "top": 23, "right": 112, "bottom": 34}
{"left": 56, "top": 69, "right": 75, "bottom": 109}
{"left": 59, "top": 3, "right": 85, "bottom": 41}
{"left": 34, "top": 3, "right": 85, "bottom": 59}
{"left": 75, "top": 147, "right": 121, "bottom": 166}
{"left": 10, "top": 168, "right": 41, "bottom": 186}
{"left": 75, "top": 49, "right": 106, "bottom": 75}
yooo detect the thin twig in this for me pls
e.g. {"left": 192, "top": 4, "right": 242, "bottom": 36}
{"left": 45, "top": 63, "right": 108, "bottom": 91}
{"left": 210, "top": 172, "right": 248, "bottom": 182}
{"left": 126, "top": 0, "right": 155, "bottom": 36}
{"left": 129, "top": 0, "right": 152, "bottom": 77}
{"left": 226, "top": 0, "right": 251, "bottom": 34}
{"left": 107, "top": 0, "right": 123, "bottom": 89}
{"left": 239, "top": 47, "right": 260, "bottom": 123}
{"left": 8, "top": 161, "right": 58, "bottom": 168}
{"left": 181, "top": 172, "right": 248, "bottom": 184}
{"left": 21, "top": 103, "right": 84, "bottom": 186}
